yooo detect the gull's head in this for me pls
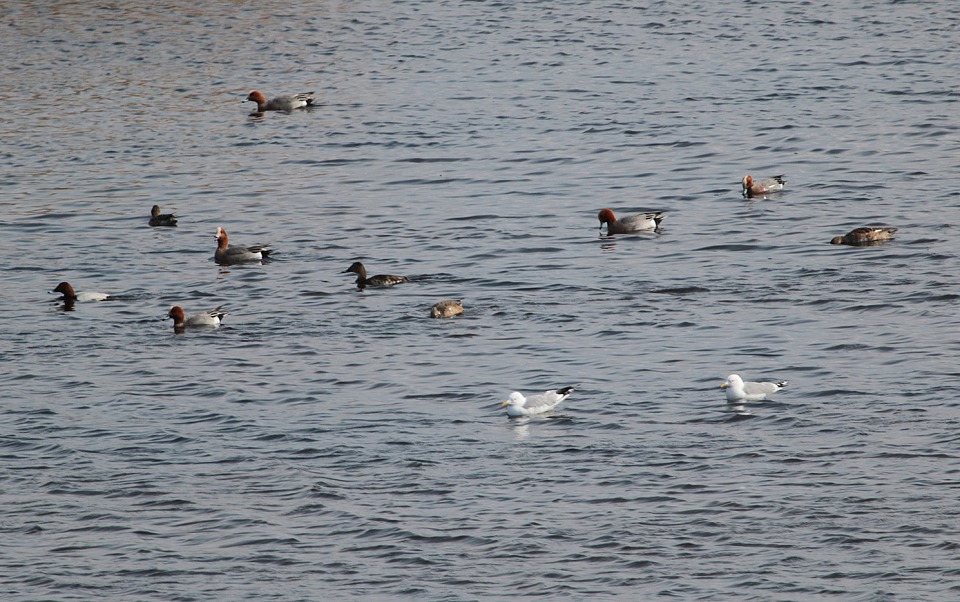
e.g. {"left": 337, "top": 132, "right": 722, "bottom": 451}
{"left": 722, "top": 374, "right": 743, "bottom": 389}
{"left": 502, "top": 392, "right": 525, "bottom": 408}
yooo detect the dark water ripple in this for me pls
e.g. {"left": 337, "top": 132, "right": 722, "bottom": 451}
{"left": 2, "top": 0, "right": 960, "bottom": 599}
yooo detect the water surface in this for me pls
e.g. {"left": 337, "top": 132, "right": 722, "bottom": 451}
{"left": 2, "top": 1, "right": 960, "bottom": 599}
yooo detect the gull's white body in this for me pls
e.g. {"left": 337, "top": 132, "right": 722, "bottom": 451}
{"left": 502, "top": 385, "right": 577, "bottom": 417}
{"left": 721, "top": 374, "right": 788, "bottom": 402}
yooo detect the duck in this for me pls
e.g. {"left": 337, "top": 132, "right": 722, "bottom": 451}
{"left": 51, "top": 282, "right": 110, "bottom": 303}
{"left": 721, "top": 374, "right": 788, "bottom": 403}
{"left": 741, "top": 174, "right": 786, "bottom": 197}
{"left": 167, "top": 305, "right": 227, "bottom": 333}
{"left": 214, "top": 226, "right": 273, "bottom": 264}
{"left": 597, "top": 208, "right": 665, "bottom": 234}
{"left": 150, "top": 205, "right": 177, "bottom": 227}
{"left": 502, "top": 385, "right": 577, "bottom": 417}
{"left": 430, "top": 300, "right": 463, "bottom": 318}
{"left": 245, "top": 90, "right": 315, "bottom": 112}
{"left": 343, "top": 262, "right": 409, "bottom": 289}
{"left": 830, "top": 227, "right": 897, "bottom": 246}
{"left": 149, "top": 205, "right": 178, "bottom": 227}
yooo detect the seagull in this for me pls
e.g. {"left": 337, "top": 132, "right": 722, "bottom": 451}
{"left": 721, "top": 374, "right": 788, "bottom": 402}
{"left": 502, "top": 385, "right": 577, "bottom": 417}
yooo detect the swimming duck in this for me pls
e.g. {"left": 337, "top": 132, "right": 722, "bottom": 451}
{"left": 245, "top": 90, "right": 315, "bottom": 112}
{"left": 149, "top": 205, "right": 178, "bottom": 227}
{"left": 830, "top": 227, "right": 897, "bottom": 246}
{"left": 214, "top": 226, "right": 273, "bottom": 264}
{"left": 52, "top": 282, "right": 110, "bottom": 303}
{"left": 167, "top": 305, "right": 227, "bottom": 333}
{"left": 741, "top": 175, "right": 786, "bottom": 197}
{"left": 343, "top": 262, "right": 409, "bottom": 289}
{"left": 597, "top": 208, "right": 665, "bottom": 234}
{"left": 430, "top": 300, "right": 463, "bottom": 318}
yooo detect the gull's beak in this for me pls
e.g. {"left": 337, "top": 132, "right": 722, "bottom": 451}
{"left": 501, "top": 400, "right": 510, "bottom": 407}
{"left": 720, "top": 382, "right": 729, "bottom": 389}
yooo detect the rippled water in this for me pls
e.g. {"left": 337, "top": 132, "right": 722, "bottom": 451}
{"left": 3, "top": 0, "right": 960, "bottom": 599}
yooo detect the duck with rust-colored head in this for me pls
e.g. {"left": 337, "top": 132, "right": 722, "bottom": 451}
{"left": 167, "top": 305, "right": 227, "bottom": 333}
{"left": 741, "top": 174, "right": 786, "bottom": 197}
{"left": 52, "top": 281, "right": 110, "bottom": 303}
{"left": 597, "top": 208, "right": 665, "bottom": 235}
{"left": 245, "top": 90, "right": 315, "bottom": 113}
{"left": 214, "top": 226, "right": 273, "bottom": 264}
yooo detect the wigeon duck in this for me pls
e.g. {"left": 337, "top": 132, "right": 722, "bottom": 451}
{"left": 721, "top": 374, "right": 788, "bottom": 403}
{"left": 830, "top": 227, "right": 898, "bottom": 246}
{"left": 343, "top": 262, "right": 409, "bottom": 289}
{"left": 214, "top": 227, "right": 273, "bottom": 264}
{"left": 245, "top": 90, "right": 315, "bottom": 112}
{"left": 741, "top": 175, "right": 786, "bottom": 197}
{"left": 149, "top": 205, "right": 178, "bottom": 227}
{"left": 52, "top": 282, "right": 110, "bottom": 303}
{"left": 430, "top": 299, "right": 463, "bottom": 318}
{"left": 597, "top": 208, "right": 666, "bottom": 234}
{"left": 502, "top": 385, "right": 577, "bottom": 417}
{"left": 167, "top": 305, "right": 227, "bottom": 333}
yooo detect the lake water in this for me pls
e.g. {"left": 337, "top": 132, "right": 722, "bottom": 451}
{"left": 2, "top": 0, "right": 960, "bottom": 599}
